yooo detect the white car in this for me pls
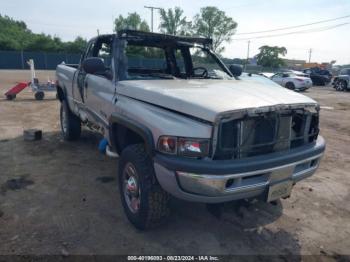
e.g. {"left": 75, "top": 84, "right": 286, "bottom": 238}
{"left": 259, "top": 72, "right": 275, "bottom": 79}
{"left": 270, "top": 72, "right": 313, "bottom": 91}
{"left": 285, "top": 70, "right": 309, "bottom": 77}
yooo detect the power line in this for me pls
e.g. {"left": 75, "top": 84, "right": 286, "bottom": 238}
{"left": 235, "top": 14, "right": 350, "bottom": 35}
{"left": 232, "top": 22, "right": 350, "bottom": 41}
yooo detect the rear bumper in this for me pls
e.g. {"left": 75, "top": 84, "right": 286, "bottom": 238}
{"left": 295, "top": 82, "right": 312, "bottom": 90}
{"left": 153, "top": 136, "right": 325, "bottom": 203}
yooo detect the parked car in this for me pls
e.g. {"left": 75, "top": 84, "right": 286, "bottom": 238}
{"left": 270, "top": 72, "right": 313, "bottom": 91}
{"left": 258, "top": 72, "right": 275, "bottom": 79}
{"left": 303, "top": 68, "right": 332, "bottom": 86}
{"left": 56, "top": 30, "right": 325, "bottom": 229}
{"left": 285, "top": 70, "right": 309, "bottom": 77}
{"left": 332, "top": 68, "right": 350, "bottom": 91}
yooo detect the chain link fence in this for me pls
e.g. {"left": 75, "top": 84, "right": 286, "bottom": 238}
{"left": 0, "top": 50, "right": 81, "bottom": 70}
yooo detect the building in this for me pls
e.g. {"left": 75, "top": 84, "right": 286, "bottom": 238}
{"left": 283, "top": 59, "right": 306, "bottom": 69}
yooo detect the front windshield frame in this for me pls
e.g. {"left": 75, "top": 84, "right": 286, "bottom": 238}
{"left": 116, "top": 37, "right": 233, "bottom": 81}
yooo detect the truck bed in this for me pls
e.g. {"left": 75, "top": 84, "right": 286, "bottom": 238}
{"left": 56, "top": 64, "right": 79, "bottom": 105}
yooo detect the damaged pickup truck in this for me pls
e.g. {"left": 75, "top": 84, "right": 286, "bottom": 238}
{"left": 56, "top": 30, "right": 325, "bottom": 229}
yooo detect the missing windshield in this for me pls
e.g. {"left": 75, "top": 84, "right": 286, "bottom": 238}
{"left": 118, "top": 40, "right": 232, "bottom": 80}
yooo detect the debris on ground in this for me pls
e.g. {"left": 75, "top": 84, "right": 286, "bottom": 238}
{"left": 23, "top": 129, "right": 42, "bottom": 141}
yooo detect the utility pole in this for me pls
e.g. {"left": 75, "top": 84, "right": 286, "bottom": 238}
{"left": 244, "top": 40, "right": 250, "bottom": 71}
{"left": 112, "top": 15, "right": 115, "bottom": 32}
{"left": 308, "top": 48, "right": 312, "bottom": 63}
{"left": 144, "top": 6, "right": 161, "bottom": 32}
{"left": 246, "top": 40, "right": 251, "bottom": 62}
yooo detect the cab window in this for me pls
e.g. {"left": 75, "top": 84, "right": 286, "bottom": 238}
{"left": 97, "top": 42, "right": 112, "bottom": 68}
{"left": 85, "top": 36, "right": 113, "bottom": 80}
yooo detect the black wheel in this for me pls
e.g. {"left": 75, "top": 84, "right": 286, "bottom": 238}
{"left": 118, "top": 144, "right": 170, "bottom": 230}
{"left": 60, "top": 100, "right": 81, "bottom": 140}
{"left": 285, "top": 82, "right": 295, "bottom": 90}
{"left": 34, "top": 91, "right": 45, "bottom": 100}
{"left": 335, "top": 80, "right": 347, "bottom": 91}
{"left": 6, "top": 94, "right": 16, "bottom": 100}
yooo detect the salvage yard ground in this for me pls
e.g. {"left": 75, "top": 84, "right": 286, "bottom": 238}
{"left": 0, "top": 70, "right": 349, "bottom": 258}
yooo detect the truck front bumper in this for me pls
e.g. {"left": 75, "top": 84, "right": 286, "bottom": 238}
{"left": 153, "top": 136, "right": 325, "bottom": 203}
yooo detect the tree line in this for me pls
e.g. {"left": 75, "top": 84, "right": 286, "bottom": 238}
{"left": 114, "top": 7, "right": 288, "bottom": 67}
{"left": 115, "top": 6, "right": 237, "bottom": 54}
{"left": 1, "top": 7, "right": 288, "bottom": 68}
{"left": 0, "top": 6, "right": 238, "bottom": 54}
{"left": 0, "top": 14, "right": 87, "bottom": 53}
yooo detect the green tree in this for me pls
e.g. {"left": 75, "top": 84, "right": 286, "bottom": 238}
{"left": 64, "top": 37, "right": 88, "bottom": 53}
{"left": 192, "top": 6, "right": 237, "bottom": 53}
{"left": 26, "top": 34, "right": 60, "bottom": 52}
{"left": 159, "top": 7, "right": 190, "bottom": 35}
{"left": 256, "top": 45, "right": 287, "bottom": 68}
{"left": 0, "top": 14, "right": 32, "bottom": 50}
{"left": 0, "top": 14, "right": 87, "bottom": 53}
{"left": 114, "top": 12, "right": 150, "bottom": 32}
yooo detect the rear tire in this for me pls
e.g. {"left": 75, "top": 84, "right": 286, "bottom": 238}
{"left": 60, "top": 100, "right": 81, "bottom": 140}
{"left": 118, "top": 144, "right": 170, "bottom": 230}
{"left": 285, "top": 82, "right": 295, "bottom": 90}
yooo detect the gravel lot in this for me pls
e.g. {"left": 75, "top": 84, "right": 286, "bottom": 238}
{"left": 0, "top": 70, "right": 349, "bottom": 259}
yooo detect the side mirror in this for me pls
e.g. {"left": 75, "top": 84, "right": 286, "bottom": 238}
{"left": 82, "top": 57, "right": 106, "bottom": 74}
{"left": 229, "top": 64, "right": 243, "bottom": 77}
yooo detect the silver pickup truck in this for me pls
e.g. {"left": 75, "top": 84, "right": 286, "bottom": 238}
{"left": 56, "top": 30, "right": 325, "bottom": 229}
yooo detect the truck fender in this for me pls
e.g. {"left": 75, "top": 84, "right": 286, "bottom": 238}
{"left": 109, "top": 113, "right": 155, "bottom": 156}
{"left": 56, "top": 84, "right": 67, "bottom": 102}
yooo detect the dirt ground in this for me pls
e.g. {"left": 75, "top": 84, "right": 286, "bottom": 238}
{"left": 0, "top": 70, "right": 349, "bottom": 259}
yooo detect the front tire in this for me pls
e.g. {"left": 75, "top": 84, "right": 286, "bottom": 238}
{"left": 118, "top": 144, "right": 170, "bottom": 230}
{"left": 60, "top": 100, "right": 81, "bottom": 140}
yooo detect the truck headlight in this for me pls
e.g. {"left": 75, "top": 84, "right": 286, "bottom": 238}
{"left": 157, "top": 136, "right": 209, "bottom": 158}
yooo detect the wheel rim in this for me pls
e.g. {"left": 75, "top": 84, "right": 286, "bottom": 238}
{"left": 123, "top": 162, "right": 141, "bottom": 213}
{"left": 61, "top": 105, "right": 68, "bottom": 134}
{"left": 341, "top": 82, "right": 346, "bottom": 90}
{"left": 286, "top": 83, "right": 294, "bottom": 90}
{"left": 336, "top": 82, "right": 344, "bottom": 91}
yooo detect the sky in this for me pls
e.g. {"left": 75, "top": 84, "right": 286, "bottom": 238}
{"left": 1, "top": 0, "right": 350, "bottom": 65}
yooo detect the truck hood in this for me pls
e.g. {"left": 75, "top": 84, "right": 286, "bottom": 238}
{"left": 118, "top": 79, "right": 318, "bottom": 122}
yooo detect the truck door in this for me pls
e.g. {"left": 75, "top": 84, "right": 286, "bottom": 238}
{"left": 84, "top": 36, "right": 116, "bottom": 128}
{"left": 73, "top": 40, "right": 96, "bottom": 104}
